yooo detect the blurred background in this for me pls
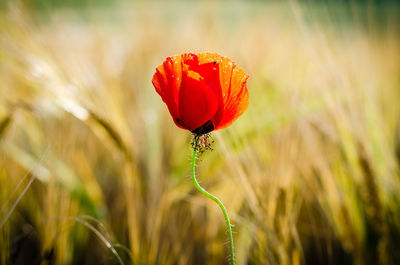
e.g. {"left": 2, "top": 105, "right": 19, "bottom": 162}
{"left": 1, "top": 0, "right": 400, "bottom": 264}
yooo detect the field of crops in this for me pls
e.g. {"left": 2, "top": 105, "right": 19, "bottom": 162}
{"left": 1, "top": 1, "right": 400, "bottom": 264}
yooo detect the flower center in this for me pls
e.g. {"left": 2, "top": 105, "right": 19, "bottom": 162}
{"left": 191, "top": 120, "right": 214, "bottom": 135}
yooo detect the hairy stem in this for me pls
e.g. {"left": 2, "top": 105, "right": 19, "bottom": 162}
{"left": 191, "top": 137, "right": 235, "bottom": 265}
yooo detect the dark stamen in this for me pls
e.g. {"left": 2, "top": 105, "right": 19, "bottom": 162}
{"left": 191, "top": 120, "right": 214, "bottom": 135}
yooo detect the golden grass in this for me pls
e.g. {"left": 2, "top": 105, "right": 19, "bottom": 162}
{"left": 1, "top": 1, "right": 400, "bottom": 264}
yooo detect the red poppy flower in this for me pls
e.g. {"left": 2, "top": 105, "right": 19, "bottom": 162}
{"left": 152, "top": 53, "right": 249, "bottom": 135}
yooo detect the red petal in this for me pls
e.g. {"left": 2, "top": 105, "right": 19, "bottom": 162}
{"left": 152, "top": 56, "right": 185, "bottom": 129}
{"left": 195, "top": 53, "right": 222, "bottom": 64}
{"left": 178, "top": 70, "right": 219, "bottom": 131}
{"left": 214, "top": 58, "right": 249, "bottom": 130}
{"left": 184, "top": 53, "right": 224, "bottom": 127}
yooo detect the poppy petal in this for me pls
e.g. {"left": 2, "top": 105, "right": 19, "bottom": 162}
{"left": 215, "top": 59, "right": 249, "bottom": 130}
{"left": 178, "top": 70, "right": 219, "bottom": 131}
{"left": 195, "top": 53, "right": 222, "bottom": 65}
{"left": 152, "top": 56, "right": 185, "bottom": 129}
{"left": 184, "top": 53, "right": 224, "bottom": 126}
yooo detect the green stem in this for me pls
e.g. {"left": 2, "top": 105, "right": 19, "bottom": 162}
{"left": 191, "top": 138, "right": 235, "bottom": 265}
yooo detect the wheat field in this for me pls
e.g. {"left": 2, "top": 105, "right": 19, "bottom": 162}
{"left": 1, "top": 1, "right": 400, "bottom": 264}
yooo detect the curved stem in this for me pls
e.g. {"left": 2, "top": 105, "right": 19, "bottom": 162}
{"left": 191, "top": 138, "right": 235, "bottom": 265}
